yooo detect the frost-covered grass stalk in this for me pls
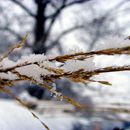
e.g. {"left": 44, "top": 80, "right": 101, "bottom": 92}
{"left": 1, "top": 35, "right": 130, "bottom": 123}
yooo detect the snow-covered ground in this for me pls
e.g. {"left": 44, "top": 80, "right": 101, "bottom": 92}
{"left": 0, "top": 100, "right": 44, "bottom": 130}
{"left": 0, "top": 100, "right": 89, "bottom": 130}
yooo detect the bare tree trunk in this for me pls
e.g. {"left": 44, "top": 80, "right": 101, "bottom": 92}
{"left": 33, "top": 0, "right": 47, "bottom": 54}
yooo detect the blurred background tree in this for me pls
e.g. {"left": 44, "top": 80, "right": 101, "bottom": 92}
{"left": 0, "top": 0, "right": 130, "bottom": 101}
{"left": 1, "top": 0, "right": 130, "bottom": 119}
{"left": 0, "top": 0, "right": 130, "bottom": 56}
{"left": 0, "top": 0, "right": 93, "bottom": 100}
{"left": 0, "top": 0, "right": 91, "bottom": 55}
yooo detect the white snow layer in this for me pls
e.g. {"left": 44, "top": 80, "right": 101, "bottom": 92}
{"left": 17, "top": 54, "right": 47, "bottom": 64}
{"left": 0, "top": 100, "right": 88, "bottom": 130}
{"left": 0, "top": 58, "right": 16, "bottom": 68}
{"left": 0, "top": 100, "right": 43, "bottom": 130}
{"left": 0, "top": 72, "right": 18, "bottom": 80}
{"left": 62, "top": 58, "right": 96, "bottom": 72}
{"left": 0, "top": 54, "right": 97, "bottom": 82}
{"left": 1, "top": 36, "right": 130, "bottom": 82}
{"left": 16, "top": 64, "right": 51, "bottom": 82}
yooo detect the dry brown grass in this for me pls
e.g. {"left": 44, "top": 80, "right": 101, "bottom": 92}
{"left": 1, "top": 35, "right": 130, "bottom": 128}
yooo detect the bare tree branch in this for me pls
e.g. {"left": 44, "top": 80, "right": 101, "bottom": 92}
{"left": 46, "top": 25, "right": 85, "bottom": 50}
{"left": 49, "top": 1, "right": 57, "bottom": 9}
{"left": 47, "top": 0, "right": 91, "bottom": 19}
{"left": 66, "top": 0, "right": 91, "bottom": 7}
{"left": 43, "top": 0, "right": 91, "bottom": 45}
{"left": 0, "top": 27, "right": 22, "bottom": 40}
{"left": 45, "top": 0, "right": 67, "bottom": 37}
{"left": 10, "top": 0, "right": 36, "bottom": 18}
{"left": 0, "top": 27, "right": 31, "bottom": 48}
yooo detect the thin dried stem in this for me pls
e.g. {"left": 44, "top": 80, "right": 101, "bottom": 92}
{"left": 0, "top": 34, "right": 28, "bottom": 63}
{"left": 1, "top": 36, "right": 130, "bottom": 120}
{"left": 50, "top": 46, "right": 130, "bottom": 62}
{"left": 0, "top": 87, "right": 50, "bottom": 130}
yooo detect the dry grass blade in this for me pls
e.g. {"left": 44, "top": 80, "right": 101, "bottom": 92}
{"left": 31, "top": 112, "right": 50, "bottom": 130}
{"left": 0, "top": 34, "right": 28, "bottom": 63}
{"left": 0, "top": 87, "right": 50, "bottom": 130}
{"left": 1, "top": 35, "right": 130, "bottom": 127}
{"left": 49, "top": 46, "right": 130, "bottom": 62}
{"left": 88, "top": 79, "right": 112, "bottom": 86}
{"left": 11, "top": 69, "right": 82, "bottom": 108}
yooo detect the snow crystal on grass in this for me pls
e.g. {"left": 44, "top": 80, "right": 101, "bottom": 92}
{"left": 17, "top": 54, "right": 48, "bottom": 64}
{"left": 16, "top": 64, "right": 52, "bottom": 83}
{"left": 39, "top": 60, "right": 58, "bottom": 69}
{"left": 94, "top": 36, "right": 130, "bottom": 51}
{"left": 0, "top": 58, "right": 16, "bottom": 68}
{"left": 62, "top": 58, "right": 96, "bottom": 72}
{"left": 17, "top": 54, "right": 58, "bottom": 70}
{"left": 0, "top": 72, "right": 18, "bottom": 80}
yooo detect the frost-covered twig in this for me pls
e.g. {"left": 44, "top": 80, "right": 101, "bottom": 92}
{"left": 1, "top": 36, "right": 130, "bottom": 128}
{"left": 1, "top": 36, "right": 130, "bottom": 107}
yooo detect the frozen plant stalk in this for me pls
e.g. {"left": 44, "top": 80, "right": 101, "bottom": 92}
{"left": 0, "top": 35, "right": 130, "bottom": 116}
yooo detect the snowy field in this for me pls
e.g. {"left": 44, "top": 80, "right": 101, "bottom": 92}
{"left": 0, "top": 100, "right": 89, "bottom": 130}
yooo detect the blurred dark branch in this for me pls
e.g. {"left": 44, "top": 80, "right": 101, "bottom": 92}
{"left": 0, "top": 27, "right": 31, "bottom": 48}
{"left": 49, "top": 1, "right": 57, "bottom": 9}
{"left": 10, "top": 0, "right": 36, "bottom": 18}
{"left": 0, "top": 27, "right": 22, "bottom": 40}
{"left": 86, "top": 0, "right": 129, "bottom": 50}
{"left": 44, "top": 0, "right": 91, "bottom": 42}
{"left": 47, "top": 25, "right": 84, "bottom": 50}
{"left": 66, "top": 0, "right": 91, "bottom": 7}
{"left": 56, "top": 25, "right": 84, "bottom": 40}
{"left": 47, "top": 0, "right": 91, "bottom": 19}
{"left": 8, "top": 0, "right": 92, "bottom": 54}
{"left": 45, "top": 0, "right": 67, "bottom": 38}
